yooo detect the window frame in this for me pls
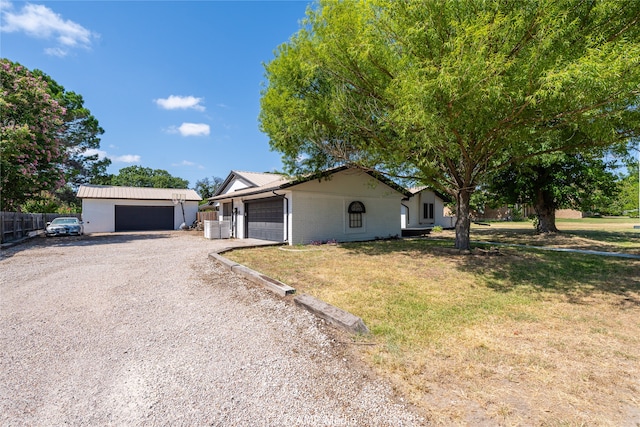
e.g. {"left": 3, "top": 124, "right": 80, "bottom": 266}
{"left": 347, "top": 201, "right": 366, "bottom": 229}
{"left": 423, "top": 202, "right": 434, "bottom": 220}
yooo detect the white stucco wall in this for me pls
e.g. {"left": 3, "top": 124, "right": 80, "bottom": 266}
{"left": 289, "top": 170, "right": 403, "bottom": 245}
{"left": 224, "top": 179, "right": 251, "bottom": 194}
{"left": 81, "top": 199, "right": 199, "bottom": 233}
{"left": 402, "top": 190, "right": 455, "bottom": 229}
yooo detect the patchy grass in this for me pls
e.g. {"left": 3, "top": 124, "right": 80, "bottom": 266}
{"left": 225, "top": 219, "right": 640, "bottom": 425}
{"left": 462, "top": 218, "right": 640, "bottom": 254}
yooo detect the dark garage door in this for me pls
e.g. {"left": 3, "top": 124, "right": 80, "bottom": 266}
{"left": 245, "top": 198, "right": 284, "bottom": 242}
{"left": 115, "top": 205, "right": 174, "bottom": 232}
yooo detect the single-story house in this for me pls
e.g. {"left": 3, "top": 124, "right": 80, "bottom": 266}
{"left": 77, "top": 185, "right": 202, "bottom": 234}
{"left": 206, "top": 166, "right": 412, "bottom": 245}
{"left": 401, "top": 186, "right": 456, "bottom": 231}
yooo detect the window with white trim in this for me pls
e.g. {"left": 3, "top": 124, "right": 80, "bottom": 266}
{"left": 423, "top": 203, "right": 434, "bottom": 220}
{"left": 348, "top": 201, "right": 365, "bottom": 228}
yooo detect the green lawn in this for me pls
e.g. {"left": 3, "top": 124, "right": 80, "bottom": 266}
{"left": 224, "top": 218, "right": 640, "bottom": 425}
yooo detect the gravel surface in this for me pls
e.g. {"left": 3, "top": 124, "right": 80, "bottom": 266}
{"left": 1, "top": 232, "right": 424, "bottom": 426}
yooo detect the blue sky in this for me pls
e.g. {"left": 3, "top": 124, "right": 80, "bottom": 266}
{"left": 1, "top": 0, "right": 311, "bottom": 188}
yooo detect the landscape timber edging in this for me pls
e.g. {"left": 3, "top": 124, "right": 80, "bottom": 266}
{"left": 293, "top": 294, "right": 370, "bottom": 335}
{"left": 208, "top": 252, "right": 294, "bottom": 297}
{"left": 208, "top": 250, "right": 370, "bottom": 335}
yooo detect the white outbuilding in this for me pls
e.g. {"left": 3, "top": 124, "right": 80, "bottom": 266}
{"left": 77, "top": 185, "right": 201, "bottom": 234}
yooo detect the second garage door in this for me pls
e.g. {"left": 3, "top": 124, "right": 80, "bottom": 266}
{"left": 245, "top": 198, "right": 284, "bottom": 242}
{"left": 115, "top": 205, "right": 174, "bottom": 232}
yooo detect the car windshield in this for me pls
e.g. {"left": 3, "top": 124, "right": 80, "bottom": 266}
{"left": 51, "top": 218, "right": 79, "bottom": 225}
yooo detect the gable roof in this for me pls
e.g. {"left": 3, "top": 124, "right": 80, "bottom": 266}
{"left": 77, "top": 185, "right": 202, "bottom": 201}
{"left": 212, "top": 170, "right": 286, "bottom": 198}
{"left": 233, "top": 171, "right": 285, "bottom": 187}
{"left": 407, "top": 186, "right": 452, "bottom": 203}
{"left": 208, "top": 166, "right": 412, "bottom": 201}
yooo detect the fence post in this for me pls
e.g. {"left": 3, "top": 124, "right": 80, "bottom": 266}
{"left": 13, "top": 212, "right": 18, "bottom": 241}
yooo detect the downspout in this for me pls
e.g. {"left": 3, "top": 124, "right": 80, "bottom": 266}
{"left": 272, "top": 190, "right": 289, "bottom": 243}
{"left": 233, "top": 206, "right": 238, "bottom": 238}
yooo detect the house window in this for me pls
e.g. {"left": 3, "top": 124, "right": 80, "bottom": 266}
{"left": 222, "top": 202, "right": 232, "bottom": 221}
{"left": 348, "top": 201, "right": 365, "bottom": 228}
{"left": 423, "top": 203, "right": 434, "bottom": 220}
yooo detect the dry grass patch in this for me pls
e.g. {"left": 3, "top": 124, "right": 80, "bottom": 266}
{"left": 225, "top": 225, "right": 640, "bottom": 425}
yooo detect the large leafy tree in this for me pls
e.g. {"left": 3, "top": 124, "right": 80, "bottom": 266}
{"left": 260, "top": 0, "right": 640, "bottom": 250}
{"left": 486, "top": 152, "right": 620, "bottom": 232}
{"left": 193, "top": 176, "right": 223, "bottom": 200}
{"left": 0, "top": 59, "right": 67, "bottom": 211}
{"left": 35, "top": 71, "right": 112, "bottom": 191}
{"left": 110, "top": 166, "right": 189, "bottom": 189}
{"left": 616, "top": 153, "right": 640, "bottom": 217}
{"left": 0, "top": 59, "right": 111, "bottom": 212}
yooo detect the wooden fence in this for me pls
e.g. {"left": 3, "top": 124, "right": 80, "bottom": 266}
{"left": 195, "top": 211, "right": 218, "bottom": 230}
{"left": 1, "top": 212, "right": 81, "bottom": 244}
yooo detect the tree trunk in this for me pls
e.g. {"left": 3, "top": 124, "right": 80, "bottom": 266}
{"left": 534, "top": 188, "right": 559, "bottom": 233}
{"left": 455, "top": 188, "right": 472, "bottom": 250}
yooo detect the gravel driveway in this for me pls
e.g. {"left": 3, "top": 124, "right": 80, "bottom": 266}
{"left": 1, "top": 232, "right": 423, "bottom": 426}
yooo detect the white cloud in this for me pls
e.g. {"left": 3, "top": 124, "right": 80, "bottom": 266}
{"left": 174, "top": 160, "right": 195, "bottom": 166}
{"left": 172, "top": 122, "right": 210, "bottom": 137}
{"left": 112, "top": 154, "right": 141, "bottom": 163}
{"left": 44, "top": 47, "right": 69, "bottom": 57}
{"left": 155, "top": 95, "right": 205, "bottom": 112}
{"left": 83, "top": 148, "right": 108, "bottom": 159}
{"left": 82, "top": 149, "right": 140, "bottom": 163}
{"left": 1, "top": 2, "right": 97, "bottom": 56}
{"left": 173, "top": 160, "right": 206, "bottom": 168}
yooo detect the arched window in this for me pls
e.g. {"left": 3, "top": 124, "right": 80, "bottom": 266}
{"left": 348, "top": 201, "right": 365, "bottom": 228}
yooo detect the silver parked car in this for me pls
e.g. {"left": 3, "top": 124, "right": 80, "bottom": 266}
{"left": 45, "top": 217, "right": 84, "bottom": 237}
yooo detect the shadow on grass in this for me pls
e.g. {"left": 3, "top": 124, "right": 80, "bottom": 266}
{"left": 468, "top": 250, "right": 640, "bottom": 299}
{"left": 0, "top": 231, "right": 173, "bottom": 260}
{"left": 560, "top": 229, "right": 640, "bottom": 245}
{"left": 470, "top": 227, "right": 640, "bottom": 247}
{"left": 341, "top": 238, "right": 640, "bottom": 300}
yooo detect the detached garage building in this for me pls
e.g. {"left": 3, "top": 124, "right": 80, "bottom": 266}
{"left": 77, "top": 185, "right": 201, "bottom": 234}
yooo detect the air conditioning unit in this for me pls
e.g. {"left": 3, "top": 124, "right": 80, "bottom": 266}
{"left": 204, "top": 220, "right": 231, "bottom": 239}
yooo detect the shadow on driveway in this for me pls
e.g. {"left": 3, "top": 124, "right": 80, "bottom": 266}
{"left": 1, "top": 231, "right": 173, "bottom": 260}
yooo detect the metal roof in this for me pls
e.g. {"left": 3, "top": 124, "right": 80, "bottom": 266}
{"left": 77, "top": 185, "right": 202, "bottom": 201}
{"left": 232, "top": 171, "right": 285, "bottom": 187}
{"left": 406, "top": 186, "right": 452, "bottom": 203}
{"left": 208, "top": 166, "right": 413, "bottom": 201}
{"left": 211, "top": 170, "right": 287, "bottom": 198}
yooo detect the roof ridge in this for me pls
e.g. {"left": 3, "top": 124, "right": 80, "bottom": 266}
{"left": 78, "top": 184, "right": 193, "bottom": 191}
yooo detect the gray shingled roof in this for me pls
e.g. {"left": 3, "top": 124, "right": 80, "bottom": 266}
{"left": 77, "top": 185, "right": 202, "bottom": 201}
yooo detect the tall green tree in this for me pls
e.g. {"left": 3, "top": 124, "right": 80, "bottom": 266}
{"left": 616, "top": 154, "right": 640, "bottom": 217}
{"left": 0, "top": 59, "right": 67, "bottom": 211}
{"left": 193, "top": 176, "right": 223, "bottom": 200}
{"left": 1, "top": 59, "right": 110, "bottom": 212}
{"left": 35, "top": 71, "right": 111, "bottom": 188}
{"left": 260, "top": 0, "right": 640, "bottom": 250}
{"left": 110, "top": 166, "right": 189, "bottom": 189}
{"left": 486, "top": 152, "right": 620, "bottom": 232}
{"left": 34, "top": 69, "right": 111, "bottom": 210}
